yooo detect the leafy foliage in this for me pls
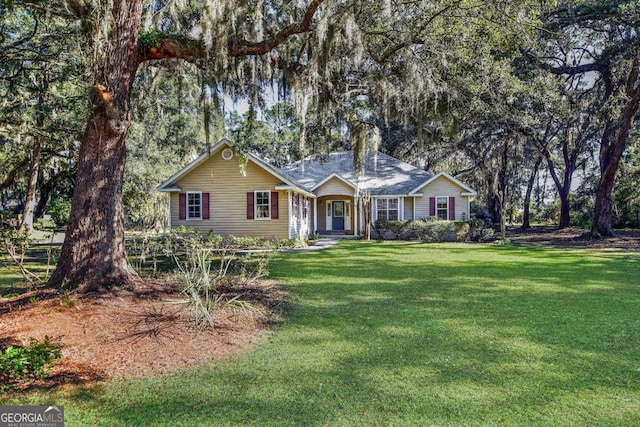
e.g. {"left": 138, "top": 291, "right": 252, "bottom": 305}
{"left": 373, "top": 218, "right": 490, "bottom": 242}
{"left": 0, "top": 336, "right": 62, "bottom": 391}
{"left": 47, "top": 199, "right": 71, "bottom": 227}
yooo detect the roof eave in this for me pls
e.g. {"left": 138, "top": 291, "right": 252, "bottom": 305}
{"left": 274, "top": 184, "right": 317, "bottom": 198}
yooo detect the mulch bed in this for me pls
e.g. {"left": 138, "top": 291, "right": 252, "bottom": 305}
{"left": 0, "top": 278, "right": 287, "bottom": 394}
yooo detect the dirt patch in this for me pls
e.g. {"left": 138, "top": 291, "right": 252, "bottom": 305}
{"left": 506, "top": 226, "right": 640, "bottom": 251}
{"left": 0, "top": 278, "right": 287, "bottom": 393}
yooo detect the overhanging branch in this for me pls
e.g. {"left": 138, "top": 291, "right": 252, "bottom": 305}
{"left": 138, "top": 0, "right": 327, "bottom": 63}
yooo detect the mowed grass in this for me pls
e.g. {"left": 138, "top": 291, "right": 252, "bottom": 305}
{"left": 3, "top": 241, "right": 640, "bottom": 426}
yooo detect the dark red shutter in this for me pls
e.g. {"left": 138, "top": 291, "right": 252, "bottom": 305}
{"left": 179, "top": 193, "right": 186, "bottom": 220}
{"left": 429, "top": 197, "right": 436, "bottom": 217}
{"left": 202, "top": 193, "right": 210, "bottom": 220}
{"left": 449, "top": 197, "right": 456, "bottom": 220}
{"left": 247, "top": 192, "right": 254, "bottom": 219}
{"left": 271, "top": 192, "right": 279, "bottom": 219}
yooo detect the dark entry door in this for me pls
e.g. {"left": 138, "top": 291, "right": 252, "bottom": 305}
{"left": 332, "top": 201, "right": 345, "bottom": 230}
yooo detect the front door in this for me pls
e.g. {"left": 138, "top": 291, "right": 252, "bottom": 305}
{"left": 332, "top": 201, "right": 345, "bottom": 230}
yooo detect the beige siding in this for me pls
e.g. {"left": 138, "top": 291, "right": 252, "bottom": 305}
{"left": 318, "top": 200, "right": 327, "bottom": 230}
{"left": 404, "top": 197, "right": 414, "bottom": 221}
{"left": 314, "top": 177, "right": 355, "bottom": 197}
{"left": 414, "top": 176, "right": 470, "bottom": 220}
{"left": 169, "top": 150, "right": 289, "bottom": 238}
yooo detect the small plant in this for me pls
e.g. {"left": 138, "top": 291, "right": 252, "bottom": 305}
{"left": 0, "top": 225, "right": 40, "bottom": 283}
{"left": 167, "top": 228, "right": 267, "bottom": 328}
{"left": 1, "top": 292, "right": 20, "bottom": 299}
{"left": 60, "top": 291, "right": 74, "bottom": 308}
{"left": 0, "top": 336, "right": 62, "bottom": 391}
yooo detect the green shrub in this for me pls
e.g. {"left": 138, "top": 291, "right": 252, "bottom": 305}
{"left": 47, "top": 199, "right": 72, "bottom": 227}
{"left": 374, "top": 220, "right": 408, "bottom": 240}
{"left": 479, "top": 227, "right": 496, "bottom": 242}
{"left": 0, "top": 336, "right": 62, "bottom": 391}
{"left": 372, "top": 218, "right": 492, "bottom": 243}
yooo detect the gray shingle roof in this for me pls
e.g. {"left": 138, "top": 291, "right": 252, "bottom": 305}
{"left": 278, "top": 151, "right": 433, "bottom": 195}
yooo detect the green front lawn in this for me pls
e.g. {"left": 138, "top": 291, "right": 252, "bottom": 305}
{"left": 3, "top": 241, "right": 640, "bottom": 426}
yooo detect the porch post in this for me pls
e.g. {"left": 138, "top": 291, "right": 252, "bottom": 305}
{"left": 167, "top": 193, "right": 172, "bottom": 230}
{"left": 354, "top": 195, "right": 358, "bottom": 236}
{"left": 313, "top": 197, "right": 318, "bottom": 236}
{"left": 287, "top": 191, "right": 292, "bottom": 239}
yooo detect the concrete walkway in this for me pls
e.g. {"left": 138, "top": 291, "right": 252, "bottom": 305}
{"left": 29, "top": 230, "right": 66, "bottom": 244}
{"left": 285, "top": 237, "right": 342, "bottom": 253}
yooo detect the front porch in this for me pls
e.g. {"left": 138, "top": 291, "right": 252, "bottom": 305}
{"left": 315, "top": 195, "right": 359, "bottom": 236}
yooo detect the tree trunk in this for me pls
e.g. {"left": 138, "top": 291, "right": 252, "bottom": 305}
{"left": 19, "top": 136, "right": 41, "bottom": 234}
{"left": 48, "top": 0, "right": 144, "bottom": 292}
{"left": 522, "top": 155, "right": 542, "bottom": 229}
{"left": 48, "top": 117, "right": 135, "bottom": 291}
{"left": 498, "top": 136, "right": 511, "bottom": 240}
{"left": 592, "top": 58, "right": 640, "bottom": 237}
{"left": 558, "top": 191, "right": 571, "bottom": 229}
{"left": 19, "top": 79, "right": 47, "bottom": 234}
{"left": 34, "top": 169, "right": 50, "bottom": 219}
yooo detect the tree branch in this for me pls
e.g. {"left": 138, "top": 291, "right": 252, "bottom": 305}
{"left": 228, "top": 0, "right": 326, "bottom": 56}
{"left": 138, "top": 0, "right": 326, "bottom": 64}
{"left": 138, "top": 38, "right": 205, "bottom": 64}
{"left": 545, "top": 62, "right": 606, "bottom": 75}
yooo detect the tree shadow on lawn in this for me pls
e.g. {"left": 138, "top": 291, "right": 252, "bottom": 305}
{"left": 93, "top": 277, "right": 639, "bottom": 425}
{"left": 64, "top": 242, "right": 640, "bottom": 425}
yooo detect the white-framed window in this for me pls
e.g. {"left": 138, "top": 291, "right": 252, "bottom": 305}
{"left": 376, "top": 198, "right": 399, "bottom": 221}
{"left": 293, "top": 193, "right": 300, "bottom": 218}
{"left": 436, "top": 197, "right": 448, "bottom": 220}
{"left": 187, "top": 192, "right": 202, "bottom": 220}
{"left": 303, "top": 197, "right": 308, "bottom": 219}
{"left": 255, "top": 191, "right": 271, "bottom": 219}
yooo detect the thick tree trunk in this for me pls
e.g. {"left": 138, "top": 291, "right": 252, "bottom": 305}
{"left": 558, "top": 191, "right": 571, "bottom": 229}
{"left": 19, "top": 137, "right": 41, "bottom": 234}
{"left": 48, "top": 0, "right": 144, "bottom": 292}
{"left": 592, "top": 58, "right": 640, "bottom": 237}
{"left": 522, "top": 155, "right": 542, "bottom": 229}
{"left": 48, "top": 117, "right": 134, "bottom": 291}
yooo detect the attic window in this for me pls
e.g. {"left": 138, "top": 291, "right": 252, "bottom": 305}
{"left": 222, "top": 148, "right": 234, "bottom": 160}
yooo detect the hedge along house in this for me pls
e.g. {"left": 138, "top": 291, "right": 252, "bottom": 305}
{"left": 158, "top": 139, "right": 477, "bottom": 239}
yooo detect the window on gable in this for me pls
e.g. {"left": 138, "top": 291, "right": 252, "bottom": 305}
{"left": 436, "top": 197, "right": 448, "bottom": 220}
{"left": 255, "top": 191, "right": 271, "bottom": 219}
{"left": 187, "top": 192, "right": 202, "bottom": 220}
{"left": 376, "top": 198, "right": 399, "bottom": 221}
